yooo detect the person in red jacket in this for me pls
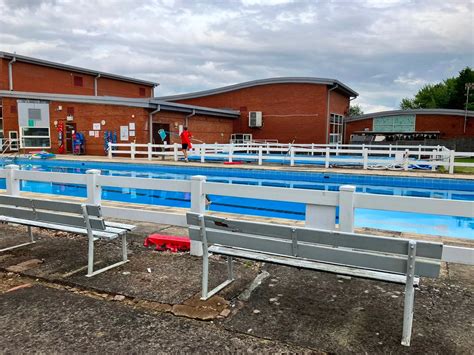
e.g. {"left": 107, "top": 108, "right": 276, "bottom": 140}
{"left": 180, "top": 126, "right": 192, "bottom": 162}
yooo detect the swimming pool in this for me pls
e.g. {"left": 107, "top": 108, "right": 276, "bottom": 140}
{"left": 1, "top": 158, "right": 473, "bottom": 239}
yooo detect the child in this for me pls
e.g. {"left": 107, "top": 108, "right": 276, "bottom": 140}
{"left": 180, "top": 127, "right": 192, "bottom": 162}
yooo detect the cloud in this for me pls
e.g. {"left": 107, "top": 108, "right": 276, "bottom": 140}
{"left": 0, "top": 0, "right": 472, "bottom": 110}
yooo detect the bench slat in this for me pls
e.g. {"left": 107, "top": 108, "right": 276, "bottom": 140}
{"left": 0, "top": 206, "right": 105, "bottom": 231}
{"left": 0, "top": 195, "right": 101, "bottom": 216}
{"left": 187, "top": 213, "right": 443, "bottom": 259}
{"left": 189, "top": 227, "right": 441, "bottom": 278}
{"left": 0, "top": 216, "right": 119, "bottom": 239}
{"left": 209, "top": 245, "right": 420, "bottom": 286}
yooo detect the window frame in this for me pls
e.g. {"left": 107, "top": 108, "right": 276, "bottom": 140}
{"left": 20, "top": 127, "right": 51, "bottom": 149}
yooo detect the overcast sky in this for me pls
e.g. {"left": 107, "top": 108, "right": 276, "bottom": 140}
{"left": 1, "top": 0, "right": 473, "bottom": 112}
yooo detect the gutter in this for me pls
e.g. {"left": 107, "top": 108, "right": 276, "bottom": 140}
{"left": 326, "top": 84, "right": 338, "bottom": 144}
{"left": 149, "top": 105, "right": 161, "bottom": 143}
{"left": 8, "top": 56, "right": 16, "bottom": 91}
{"left": 94, "top": 74, "right": 101, "bottom": 96}
{"left": 185, "top": 109, "right": 196, "bottom": 127}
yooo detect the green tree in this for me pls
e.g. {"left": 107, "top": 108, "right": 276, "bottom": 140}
{"left": 399, "top": 67, "right": 474, "bottom": 111}
{"left": 348, "top": 104, "right": 364, "bottom": 116}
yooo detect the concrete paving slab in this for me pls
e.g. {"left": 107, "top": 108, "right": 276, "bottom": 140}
{"left": 0, "top": 285, "right": 318, "bottom": 353}
{"left": 223, "top": 263, "right": 474, "bottom": 354}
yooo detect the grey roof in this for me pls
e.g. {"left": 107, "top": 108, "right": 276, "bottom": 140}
{"left": 0, "top": 51, "right": 159, "bottom": 87}
{"left": 0, "top": 91, "right": 240, "bottom": 118}
{"left": 345, "top": 109, "right": 474, "bottom": 122}
{"left": 156, "top": 77, "right": 359, "bottom": 101}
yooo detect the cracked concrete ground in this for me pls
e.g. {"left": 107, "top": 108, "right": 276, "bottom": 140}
{"left": 0, "top": 222, "right": 473, "bottom": 354}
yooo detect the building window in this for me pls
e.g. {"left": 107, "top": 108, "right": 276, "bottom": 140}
{"left": 73, "top": 75, "right": 84, "bottom": 87}
{"left": 20, "top": 127, "right": 51, "bottom": 149}
{"left": 330, "top": 113, "right": 344, "bottom": 144}
{"left": 139, "top": 87, "right": 146, "bottom": 96}
{"left": 67, "top": 107, "right": 75, "bottom": 116}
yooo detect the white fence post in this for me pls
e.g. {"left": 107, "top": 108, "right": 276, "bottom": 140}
{"left": 325, "top": 147, "right": 330, "bottom": 168}
{"left": 190, "top": 175, "right": 206, "bottom": 256}
{"left": 389, "top": 144, "right": 392, "bottom": 157}
{"left": 339, "top": 185, "right": 355, "bottom": 233}
{"left": 86, "top": 169, "right": 102, "bottom": 205}
{"left": 229, "top": 145, "right": 233, "bottom": 163}
{"left": 258, "top": 146, "right": 263, "bottom": 165}
{"left": 173, "top": 143, "right": 179, "bottom": 161}
{"left": 403, "top": 149, "right": 409, "bottom": 171}
{"left": 311, "top": 143, "right": 314, "bottom": 156}
{"left": 266, "top": 142, "right": 270, "bottom": 154}
{"left": 290, "top": 147, "right": 295, "bottom": 166}
{"left": 449, "top": 150, "right": 455, "bottom": 174}
{"left": 108, "top": 142, "right": 112, "bottom": 159}
{"left": 147, "top": 143, "right": 152, "bottom": 160}
{"left": 201, "top": 144, "right": 206, "bottom": 163}
{"left": 418, "top": 145, "right": 422, "bottom": 160}
{"left": 363, "top": 148, "right": 368, "bottom": 169}
{"left": 131, "top": 142, "right": 136, "bottom": 160}
{"left": 5, "top": 164, "right": 20, "bottom": 196}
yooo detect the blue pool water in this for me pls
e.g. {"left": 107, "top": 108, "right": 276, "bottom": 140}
{"left": 1, "top": 158, "right": 473, "bottom": 239}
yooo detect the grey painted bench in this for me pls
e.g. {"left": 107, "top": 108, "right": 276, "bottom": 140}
{"left": 186, "top": 212, "right": 444, "bottom": 346}
{"left": 0, "top": 195, "right": 135, "bottom": 277}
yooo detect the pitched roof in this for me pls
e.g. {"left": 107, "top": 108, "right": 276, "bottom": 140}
{"left": 157, "top": 77, "right": 358, "bottom": 100}
{"left": 345, "top": 109, "right": 474, "bottom": 122}
{"left": 0, "top": 51, "right": 158, "bottom": 87}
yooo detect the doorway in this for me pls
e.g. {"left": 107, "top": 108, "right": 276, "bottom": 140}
{"left": 152, "top": 123, "right": 170, "bottom": 145}
{"left": 65, "top": 123, "right": 76, "bottom": 153}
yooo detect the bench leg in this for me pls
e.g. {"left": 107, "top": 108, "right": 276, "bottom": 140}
{"left": 86, "top": 233, "right": 129, "bottom": 278}
{"left": 201, "top": 254, "right": 235, "bottom": 301}
{"left": 401, "top": 280, "right": 415, "bottom": 346}
{"left": 0, "top": 225, "right": 36, "bottom": 253}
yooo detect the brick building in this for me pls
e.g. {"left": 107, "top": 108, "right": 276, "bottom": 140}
{"left": 0, "top": 51, "right": 238, "bottom": 155}
{"left": 158, "top": 78, "right": 358, "bottom": 144}
{"left": 344, "top": 109, "right": 474, "bottom": 144}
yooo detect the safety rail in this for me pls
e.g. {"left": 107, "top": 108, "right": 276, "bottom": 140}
{"left": 0, "top": 138, "right": 19, "bottom": 156}
{"left": 107, "top": 142, "right": 473, "bottom": 174}
{"left": 0, "top": 164, "right": 472, "bottom": 264}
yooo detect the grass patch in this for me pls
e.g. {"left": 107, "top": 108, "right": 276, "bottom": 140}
{"left": 454, "top": 157, "right": 474, "bottom": 174}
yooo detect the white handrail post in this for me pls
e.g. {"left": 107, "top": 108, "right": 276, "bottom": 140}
{"left": 108, "top": 142, "right": 112, "bottom": 159}
{"left": 339, "top": 185, "right": 355, "bottom": 233}
{"left": 363, "top": 148, "right": 368, "bottom": 170}
{"left": 5, "top": 164, "right": 20, "bottom": 196}
{"left": 290, "top": 147, "right": 295, "bottom": 166}
{"left": 86, "top": 169, "right": 102, "bottom": 205}
{"left": 131, "top": 142, "right": 136, "bottom": 160}
{"left": 200, "top": 143, "right": 206, "bottom": 163}
{"left": 449, "top": 150, "right": 455, "bottom": 174}
{"left": 190, "top": 175, "right": 206, "bottom": 256}
{"left": 173, "top": 143, "right": 179, "bottom": 161}
{"left": 325, "top": 147, "right": 330, "bottom": 168}
{"left": 258, "top": 146, "right": 263, "bottom": 165}
{"left": 147, "top": 143, "right": 152, "bottom": 160}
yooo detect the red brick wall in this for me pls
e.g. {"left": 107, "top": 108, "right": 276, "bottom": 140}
{"left": 344, "top": 118, "right": 373, "bottom": 143}
{"left": 415, "top": 114, "right": 474, "bottom": 138}
{"left": 151, "top": 112, "right": 233, "bottom": 145}
{"left": 2, "top": 59, "right": 153, "bottom": 98}
{"left": 2, "top": 97, "right": 233, "bottom": 156}
{"left": 171, "top": 83, "right": 351, "bottom": 144}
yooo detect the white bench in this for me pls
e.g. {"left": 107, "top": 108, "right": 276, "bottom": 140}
{"left": 186, "top": 212, "right": 444, "bottom": 346}
{"left": 0, "top": 195, "right": 135, "bottom": 277}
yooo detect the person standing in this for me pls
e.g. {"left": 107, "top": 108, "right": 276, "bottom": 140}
{"left": 180, "top": 126, "right": 192, "bottom": 162}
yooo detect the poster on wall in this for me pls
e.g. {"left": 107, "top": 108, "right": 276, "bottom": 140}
{"left": 129, "top": 122, "right": 135, "bottom": 130}
{"left": 94, "top": 131, "right": 100, "bottom": 138}
{"left": 130, "top": 130, "right": 136, "bottom": 137}
{"left": 93, "top": 123, "right": 101, "bottom": 130}
{"left": 89, "top": 131, "right": 95, "bottom": 137}
{"left": 120, "top": 126, "right": 129, "bottom": 141}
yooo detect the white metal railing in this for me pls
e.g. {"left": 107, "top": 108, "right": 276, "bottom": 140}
{"left": 107, "top": 142, "right": 473, "bottom": 174}
{"left": 0, "top": 165, "right": 473, "bottom": 264}
{"left": 0, "top": 138, "right": 20, "bottom": 156}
